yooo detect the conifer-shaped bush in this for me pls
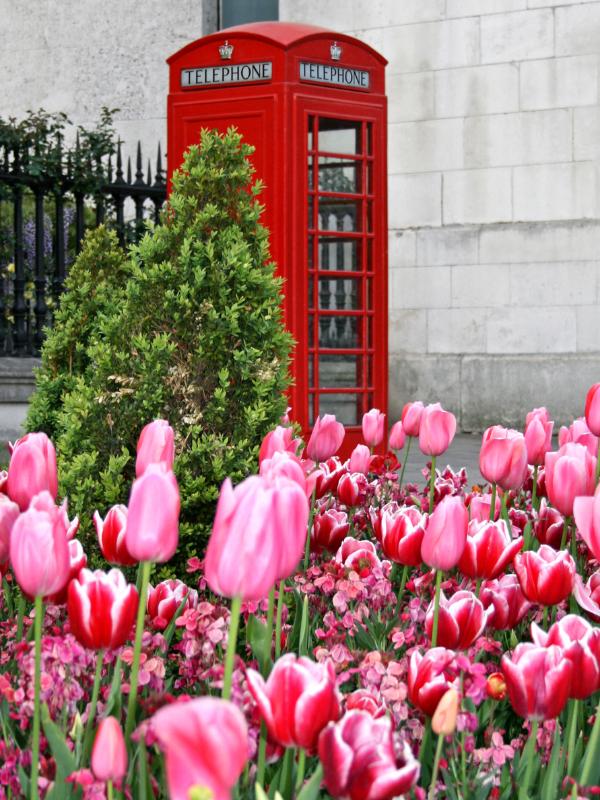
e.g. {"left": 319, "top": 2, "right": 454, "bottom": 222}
{"left": 27, "top": 129, "right": 292, "bottom": 571}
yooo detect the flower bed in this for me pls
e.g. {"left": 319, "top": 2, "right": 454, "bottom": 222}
{"left": 1, "top": 387, "right": 600, "bottom": 799}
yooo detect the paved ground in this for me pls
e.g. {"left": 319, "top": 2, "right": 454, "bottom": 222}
{"left": 401, "top": 433, "right": 483, "bottom": 486}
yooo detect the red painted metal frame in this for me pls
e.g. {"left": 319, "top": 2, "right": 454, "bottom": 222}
{"left": 167, "top": 22, "right": 388, "bottom": 458}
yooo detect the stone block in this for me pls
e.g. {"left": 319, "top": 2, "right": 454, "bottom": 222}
{"left": 388, "top": 72, "right": 435, "bottom": 123}
{"left": 0, "top": 358, "right": 38, "bottom": 403}
{"left": 479, "top": 220, "right": 600, "bottom": 263}
{"left": 388, "top": 354, "right": 462, "bottom": 422}
{"left": 556, "top": 3, "right": 600, "bottom": 56}
{"left": 574, "top": 106, "right": 600, "bottom": 161}
{"left": 486, "top": 307, "right": 577, "bottom": 353}
{"left": 520, "top": 56, "right": 599, "bottom": 111}
{"left": 382, "top": 18, "right": 480, "bottom": 74}
{"left": 513, "top": 163, "right": 599, "bottom": 222}
{"left": 481, "top": 9, "right": 554, "bottom": 63}
{"left": 389, "top": 266, "right": 451, "bottom": 309}
{"left": 417, "top": 227, "right": 479, "bottom": 266}
{"left": 435, "top": 64, "right": 519, "bottom": 118}
{"left": 0, "top": 404, "right": 29, "bottom": 445}
{"left": 464, "top": 110, "right": 572, "bottom": 169}
{"left": 388, "top": 173, "right": 442, "bottom": 228}
{"left": 427, "top": 308, "right": 487, "bottom": 354}
{"left": 388, "top": 119, "right": 464, "bottom": 174}
{"left": 451, "top": 265, "right": 511, "bottom": 307}
{"left": 529, "top": 0, "right": 599, "bottom": 6}
{"left": 577, "top": 306, "right": 600, "bottom": 351}
{"left": 443, "top": 168, "right": 512, "bottom": 225}
{"left": 378, "top": 0, "right": 446, "bottom": 26}
{"left": 389, "top": 229, "right": 417, "bottom": 267}
{"left": 509, "top": 262, "right": 599, "bottom": 306}
{"left": 388, "top": 310, "right": 428, "bottom": 354}
{"left": 447, "top": 0, "right": 527, "bottom": 15}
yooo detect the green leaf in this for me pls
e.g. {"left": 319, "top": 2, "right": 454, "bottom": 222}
{"left": 297, "top": 764, "right": 323, "bottom": 800}
{"left": 41, "top": 704, "right": 76, "bottom": 799}
{"left": 247, "top": 614, "right": 272, "bottom": 676}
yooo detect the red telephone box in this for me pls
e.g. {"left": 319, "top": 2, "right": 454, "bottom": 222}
{"left": 167, "top": 22, "right": 388, "bottom": 455}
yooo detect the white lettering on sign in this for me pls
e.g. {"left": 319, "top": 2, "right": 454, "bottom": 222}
{"left": 299, "top": 61, "right": 370, "bottom": 90}
{"left": 181, "top": 61, "right": 273, "bottom": 88}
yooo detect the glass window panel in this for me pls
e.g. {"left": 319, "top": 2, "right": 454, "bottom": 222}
{"left": 307, "top": 235, "right": 314, "bottom": 268}
{"left": 365, "top": 278, "right": 372, "bottom": 310}
{"left": 317, "top": 236, "right": 360, "bottom": 272}
{"left": 308, "top": 158, "right": 314, "bottom": 191}
{"left": 318, "top": 118, "right": 362, "bottom": 155}
{"left": 318, "top": 314, "right": 360, "bottom": 349}
{"left": 318, "top": 393, "right": 360, "bottom": 426}
{"left": 318, "top": 157, "right": 360, "bottom": 193}
{"left": 319, "top": 355, "right": 358, "bottom": 389}
{"left": 308, "top": 314, "right": 314, "bottom": 348}
{"left": 308, "top": 356, "right": 315, "bottom": 388}
{"left": 309, "top": 395, "right": 315, "bottom": 427}
{"left": 308, "top": 116, "right": 315, "bottom": 151}
{"left": 318, "top": 198, "right": 360, "bottom": 233}
{"left": 318, "top": 278, "right": 359, "bottom": 311}
{"left": 366, "top": 123, "right": 373, "bottom": 155}
{"left": 366, "top": 162, "right": 373, "bottom": 194}
{"left": 308, "top": 275, "right": 314, "bottom": 309}
{"left": 367, "top": 316, "right": 373, "bottom": 349}
{"left": 308, "top": 196, "right": 314, "bottom": 228}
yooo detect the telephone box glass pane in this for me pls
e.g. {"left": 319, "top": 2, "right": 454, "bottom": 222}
{"left": 317, "top": 118, "right": 362, "bottom": 155}
{"left": 318, "top": 157, "right": 360, "bottom": 193}
{"left": 317, "top": 236, "right": 360, "bottom": 271}
{"left": 318, "top": 278, "right": 359, "bottom": 310}
{"left": 318, "top": 199, "right": 361, "bottom": 232}
{"left": 319, "top": 393, "right": 359, "bottom": 426}
{"left": 319, "top": 315, "right": 360, "bottom": 349}
{"left": 319, "top": 355, "right": 358, "bottom": 388}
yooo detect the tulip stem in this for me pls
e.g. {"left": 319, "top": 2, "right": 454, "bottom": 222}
{"left": 298, "top": 594, "right": 310, "bottom": 656}
{"left": 397, "top": 564, "right": 409, "bottom": 612}
{"left": 2, "top": 577, "right": 13, "bottom": 618}
{"left": 560, "top": 519, "right": 569, "bottom": 551}
{"left": 566, "top": 699, "right": 580, "bottom": 777}
{"left": 580, "top": 695, "right": 600, "bottom": 786}
{"left": 256, "top": 720, "right": 268, "bottom": 787}
{"left": 266, "top": 586, "right": 275, "bottom": 668}
{"left": 428, "top": 455, "right": 437, "bottom": 511}
{"left": 398, "top": 436, "right": 412, "bottom": 490}
{"left": 275, "top": 580, "right": 285, "bottom": 659}
{"left": 304, "top": 485, "right": 317, "bottom": 570}
{"left": 82, "top": 649, "right": 104, "bottom": 762}
{"left": 519, "top": 720, "right": 538, "bottom": 800}
{"left": 531, "top": 467, "right": 538, "bottom": 511}
{"left": 30, "top": 595, "right": 43, "bottom": 800}
{"left": 222, "top": 594, "right": 242, "bottom": 701}
{"left": 431, "top": 570, "right": 443, "bottom": 647}
{"left": 16, "top": 590, "right": 26, "bottom": 642}
{"left": 295, "top": 748, "right": 306, "bottom": 792}
{"left": 107, "top": 780, "right": 114, "bottom": 800}
{"left": 125, "top": 559, "right": 152, "bottom": 742}
{"left": 489, "top": 483, "right": 497, "bottom": 521}
{"left": 428, "top": 733, "right": 444, "bottom": 800}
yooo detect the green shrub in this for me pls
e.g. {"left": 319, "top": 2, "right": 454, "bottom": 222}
{"left": 27, "top": 128, "right": 293, "bottom": 572}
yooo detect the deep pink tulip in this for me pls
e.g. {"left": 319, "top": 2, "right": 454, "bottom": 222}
{"left": 388, "top": 421, "right": 405, "bottom": 451}
{"left": 559, "top": 418, "right": 598, "bottom": 458}
{"left": 337, "top": 472, "right": 368, "bottom": 507}
{"left": 501, "top": 643, "right": 572, "bottom": 720}
{"left": 524, "top": 409, "right": 554, "bottom": 466}
{"left": 362, "top": 408, "right": 385, "bottom": 448}
{"left": 147, "top": 579, "right": 198, "bottom": 629}
{"left": 585, "top": 383, "right": 600, "bottom": 437}
{"left": 531, "top": 615, "right": 600, "bottom": 699}
{"left": 91, "top": 716, "right": 127, "bottom": 782}
{"left": 335, "top": 537, "right": 382, "bottom": 577}
{"left": 68, "top": 568, "right": 138, "bottom": 650}
{"left": 479, "top": 426, "right": 528, "bottom": 490}
{"left": 345, "top": 689, "right": 386, "bottom": 718}
{"left": 318, "top": 711, "right": 420, "bottom": 800}
{"left": 348, "top": 444, "right": 371, "bottom": 475}
{"left": 574, "top": 486, "right": 600, "bottom": 561}
{"left": 205, "top": 474, "right": 308, "bottom": 601}
{"left": 259, "top": 425, "right": 303, "bottom": 464}
{"left": 135, "top": 419, "right": 175, "bottom": 478}
{"left": 545, "top": 442, "right": 596, "bottom": 517}
{"left": 407, "top": 647, "right": 457, "bottom": 717}
{"left": 401, "top": 401, "right": 424, "bottom": 438}
{"left": 379, "top": 504, "right": 426, "bottom": 567}
{"left": 458, "top": 519, "right": 523, "bottom": 580}
{"left": 425, "top": 590, "right": 489, "bottom": 650}
{"left": 306, "top": 415, "right": 345, "bottom": 462}
{"left": 125, "top": 466, "right": 180, "bottom": 563}
{"left": 259, "top": 451, "right": 307, "bottom": 494}
{"left": 94, "top": 505, "right": 137, "bottom": 566}
{"left": 480, "top": 574, "right": 532, "bottom": 631}
{"left": 7, "top": 432, "right": 58, "bottom": 511}
{"left": 246, "top": 654, "right": 341, "bottom": 750}
{"left": 314, "top": 457, "right": 346, "bottom": 498}
{"left": 421, "top": 496, "right": 468, "bottom": 571}
{"left": 533, "top": 499, "right": 564, "bottom": 549}
{"left": 514, "top": 545, "right": 576, "bottom": 606}
{"left": 48, "top": 538, "right": 88, "bottom": 605}
{"left": 9, "top": 491, "right": 70, "bottom": 599}
{"left": 418, "top": 403, "right": 456, "bottom": 457}
{"left": 468, "top": 492, "right": 500, "bottom": 522}
{"left": 311, "top": 508, "right": 350, "bottom": 554}
{"left": 0, "top": 495, "right": 20, "bottom": 565}
{"left": 152, "top": 697, "right": 248, "bottom": 800}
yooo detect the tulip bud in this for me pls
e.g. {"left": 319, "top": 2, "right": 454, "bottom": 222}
{"left": 479, "top": 426, "right": 528, "bottom": 490}
{"left": 259, "top": 425, "right": 303, "bottom": 464}
{"left": 68, "top": 568, "right": 138, "bottom": 650}
{"left": 545, "top": 442, "right": 596, "bottom": 517}
{"left": 91, "top": 716, "right": 127, "bottom": 782}
{"left": 362, "top": 408, "right": 385, "bottom": 448}
{"left": 408, "top": 647, "right": 457, "bottom": 717}
{"left": 337, "top": 472, "right": 367, "bottom": 507}
{"left": 135, "top": 419, "right": 175, "bottom": 477}
{"left": 0, "top": 495, "right": 20, "bottom": 565}
{"left": 125, "top": 466, "right": 180, "bottom": 563}
{"left": 379, "top": 504, "right": 426, "bottom": 567}
{"left": 421, "top": 496, "right": 468, "bottom": 571}
{"left": 425, "top": 590, "right": 489, "bottom": 650}
{"left": 311, "top": 508, "right": 350, "bottom": 554}
{"left": 418, "top": 403, "right": 456, "bottom": 457}
{"left": 7, "top": 432, "right": 58, "bottom": 511}
{"left": 348, "top": 444, "right": 371, "bottom": 474}
{"left": 432, "top": 689, "right": 460, "bottom": 735}
{"left": 585, "top": 383, "right": 600, "bottom": 437}
{"left": 501, "top": 643, "right": 572, "bottom": 720}
{"left": 94, "top": 505, "right": 137, "bottom": 566}
{"left": 486, "top": 672, "right": 507, "bottom": 701}
{"left": 401, "top": 401, "right": 424, "bottom": 438}
{"left": 573, "top": 486, "right": 600, "bottom": 561}
{"left": 524, "top": 411, "right": 554, "bottom": 466}
{"left": 458, "top": 519, "right": 523, "bottom": 581}
{"left": 388, "top": 421, "right": 406, "bottom": 451}
{"left": 306, "top": 415, "right": 345, "bottom": 462}
{"left": 514, "top": 545, "right": 576, "bottom": 606}
{"left": 147, "top": 578, "right": 198, "bottom": 629}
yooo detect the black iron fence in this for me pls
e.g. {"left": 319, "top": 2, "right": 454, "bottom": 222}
{"left": 0, "top": 139, "right": 167, "bottom": 356}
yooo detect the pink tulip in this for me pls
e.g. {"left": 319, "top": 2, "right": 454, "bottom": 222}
{"left": 574, "top": 485, "right": 600, "bottom": 561}
{"left": 573, "top": 570, "right": 600, "bottom": 621}
{"left": 514, "top": 545, "right": 576, "bottom": 606}
{"left": 425, "top": 590, "right": 489, "bottom": 650}
{"left": 247, "top": 654, "right": 340, "bottom": 750}
{"left": 388, "top": 421, "right": 405, "bottom": 451}
{"left": 68, "top": 568, "right": 138, "bottom": 650}
{"left": 311, "top": 508, "right": 350, "bottom": 554}
{"left": 585, "top": 383, "right": 600, "bottom": 437}
{"left": 458, "top": 519, "right": 523, "bottom": 580}
{"left": 345, "top": 689, "right": 386, "bottom": 718}
{"left": 152, "top": 697, "right": 248, "bottom": 800}
{"left": 401, "top": 401, "right": 424, "bottom": 438}
{"left": 379, "top": 504, "right": 426, "bottom": 567}
{"left": 147, "top": 579, "right": 198, "bottom": 629}
{"left": 545, "top": 442, "right": 596, "bottom": 517}
{"left": 314, "top": 457, "right": 346, "bottom": 498}
{"left": 125, "top": 466, "right": 180, "bottom": 563}
{"left": 335, "top": 537, "right": 382, "bottom": 577}
{"left": 524, "top": 409, "right": 554, "bottom": 466}
{"left": 501, "top": 643, "right": 572, "bottom": 720}
{"left": 362, "top": 408, "right": 385, "bottom": 448}
{"left": 259, "top": 451, "right": 307, "bottom": 494}
{"left": 479, "top": 426, "right": 528, "bottom": 490}
{"left": 7, "top": 432, "right": 58, "bottom": 511}
{"left": 337, "top": 472, "right": 367, "bottom": 507}
{"left": 205, "top": 474, "right": 308, "bottom": 601}
{"left": 408, "top": 647, "right": 458, "bottom": 717}
{"left": 531, "top": 615, "right": 600, "bottom": 699}
{"left": 318, "top": 711, "right": 420, "bottom": 800}
{"left": 480, "top": 575, "right": 532, "bottom": 631}
{"left": 0, "top": 495, "right": 20, "bottom": 565}
{"left": 91, "top": 716, "right": 127, "bottom": 782}
{"left": 468, "top": 493, "right": 500, "bottom": 522}
{"left": 348, "top": 444, "right": 371, "bottom": 474}
{"left": 258, "top": 425, "right": 303, "bottom": 464}
{"left": 135, "top": 419, "right": 175, "bottom": 478}
{"left": 306, "top": 414, "right": 345, "bottom": 462}
{"left": 48, "top": 538, "right": 88, "bottom": 605}
{"left": 421, "top": 496, "right": 468, "bottom": 571}
{"left": 94, "top": 505, "right": 137, "bottom": 566}
{"left": 533, "top": 499, "right": 564, "bottom": 549}
{"left": 418, "top": 403, "right": 456, "bottom": 457}
{"left": 559, "top": 418, "right": 598, "bottom": 458}
{"left": 9, "top": 491, "right": 70, "bottom": 599}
